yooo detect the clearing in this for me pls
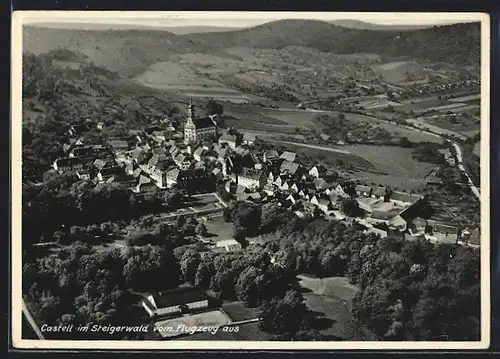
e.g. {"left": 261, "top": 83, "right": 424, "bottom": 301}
{"left": 343, "top": 145, "right": 435, "bottom": 178}
{"left": 298, "top": 275, "right": 362, "bottom": 340}
{"left": 200, "top": 215, "right": 235, "bottom": 244}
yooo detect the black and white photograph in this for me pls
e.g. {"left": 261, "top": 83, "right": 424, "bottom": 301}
{"left": 11, "top": 11, "right": 490, "bottom": 350}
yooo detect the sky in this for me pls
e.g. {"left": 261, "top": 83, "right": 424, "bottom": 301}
{"left": 20, "top": 11, "right": 482, "bottom": 29}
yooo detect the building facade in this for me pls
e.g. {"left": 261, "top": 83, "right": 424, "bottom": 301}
{"left": 184, "top": 100, "right": 218, "bottom": 144}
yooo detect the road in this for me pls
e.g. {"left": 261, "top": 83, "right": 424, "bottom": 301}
{"left": 22, "top": 297, "right": 44, "bottom": 339}
{"left": 452, "top": 142, "right": 480, "bottom": 199}
{"left": 267, "top": 139, "right": 351, "bottom": 154}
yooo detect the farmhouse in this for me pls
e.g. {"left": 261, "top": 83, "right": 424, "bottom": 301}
{"left": 184, "top": 100, "right": 218, "bottom": 144}
{"left": 142, "top": 286, "right": 212, "bottom": 318}
{"left": 215, "top": 239, "right": 243, "bottom": 253}
{"left": 232, "top": 168, "right": 266, "bottom": 190}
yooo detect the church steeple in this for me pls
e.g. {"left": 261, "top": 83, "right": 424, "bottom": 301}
{"left": 187, "top": 99, "right": 195, "bottom": 121}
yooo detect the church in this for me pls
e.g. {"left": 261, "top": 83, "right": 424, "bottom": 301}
{"left": 184, "top": 100, "right": 218, "bottom": 144}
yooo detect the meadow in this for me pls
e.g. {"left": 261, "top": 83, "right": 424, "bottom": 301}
{"left": 298, "top": 275, "right": 362, "bottom": 340}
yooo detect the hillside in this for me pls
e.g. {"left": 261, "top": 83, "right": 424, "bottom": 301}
{"left": 329, "top": 20, "right": 433, "bottom": 31}
{"left": 23, "top": 19, "right": 480, "bottom": 79}
{"left": 181, "top": 19, "right": 480, "bottom": 66}
{"left": 22, "top": 26, "right": 228, "bottom": 78}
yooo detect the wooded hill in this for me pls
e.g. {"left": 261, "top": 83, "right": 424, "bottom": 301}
{"left": 23, "top": 20, "right": 480, "bottom": 78}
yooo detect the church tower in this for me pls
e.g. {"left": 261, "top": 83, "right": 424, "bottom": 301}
{"left": 184, "top": 99, "right": 196, "bottom": 144}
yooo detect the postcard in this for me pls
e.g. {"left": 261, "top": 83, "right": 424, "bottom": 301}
{"left": 11, "top": 11, "right": 490, "bottom": 350}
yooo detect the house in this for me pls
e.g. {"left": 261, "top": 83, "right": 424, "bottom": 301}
{"left": 286, "top": 194, "right": 298, "bottom": 205}
{"left": 320, "top": 133, "right": 331, "bottom": 142}
{"left": 333, "top": 183, "right": 351, "bottom": 198}
{"left": 218, "top": 133, "right": 241, "bottom": 149}
{"left": 355, "top": 185, "right": 372, "bottom": 197}
{"left": 184, "top": 100, "right": 218, "bottom": 144}
{"left": 263, "top": 149, "right": 279, "bottom": 163}
{"left": 133, "top": 175, "right": 158, "bottom": 193}
{"left": 108, "top": 139, "right": 129, "bottom": 153}
{"left": 313, "top": 178, "right": 330, "bottom": 191}
{"left": 290, "top": 183, "right": 299, "bottom": 193}
{"left": 232, "top": 168, "right": 266, "bottom": 191}
{"left": 427, "top": 221, "right": 459, "bottom": 243}
{"left": 193, "top": 147, "right": 206, "bottom": 162}
{"left": 389, "top": 215, "right": 407, "bottom": 231}
{"left": 142, "top": 286, "right": 212, "bottom": 318}
{"left": 52, "top": 158, "right": 84, "bottom": 173}
{"left": 280, "top": 161, "right": 301, "bottom": 176}
{"left": 371, "top": 186, "right": 387, "bottom": 199}
{"left": 152, "top": 131, "right": 166, "bottom": 143}
{"left": 309, "top": 165, "right": 327, "bottom": 179}
{"left": 167, "top": 168, "right": 215, "bottom": 193}
{"left": 317, "top": 197, "right": 332, "bottom": 213}
{"left": 426, "top": 175, "right": 443, "bottom": 186}
{"left": 242, "top": 133, "right": 256, "bottom": 145}
{"left": 389, "top": 191, "right": 422, "bottom": 206}
{"left": 97, "top": 122, "right": 104, "bottom": 131}
{"left": 215, "top": 239, "right": 243, "bottom": 253}
{"left": 280, "top": 151, "right": 296, "bottom": 162}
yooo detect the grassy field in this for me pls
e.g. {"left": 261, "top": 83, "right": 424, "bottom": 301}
{"left": 346, "top": 170, "right": 428, "bottom": 191}
{"left": 202, "top": 215, "right": 235, "bottom": 243}
{"left": 343, "top": 145, "right": 435, "bottom": 178}
{"left": 298, "top": 275, "right": 362, "bottom": 340}
{"left": 154, "top": 310, "right": 232, "bottom": 338}
{"left": 221, "top": 302, "right": 261, "bottom": 322}
{"left": 277, "top": 142, "right": 377, "bottom": 171}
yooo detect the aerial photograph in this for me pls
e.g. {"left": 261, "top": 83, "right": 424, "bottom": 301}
{"left": 18, "top": 12, "right": 485, "bottom": 345}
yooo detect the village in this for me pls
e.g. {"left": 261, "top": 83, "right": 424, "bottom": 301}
{"left": 48, "top": 98, "right": 480, "bottom": 257}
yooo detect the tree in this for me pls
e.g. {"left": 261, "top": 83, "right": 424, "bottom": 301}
{"left": 399, "top": 137, "right": 412, "bottom": 148}
{"left": 195, "top": 223, "right": 208, "bottom": 237}
{"left": 341, "top": 198, "right": 364, "bottom": 217}
{"left": 180, "top": 250, "right": 201, "bottom": 284}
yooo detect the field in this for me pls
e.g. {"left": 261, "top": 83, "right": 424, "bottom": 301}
{"left": 201, "top": 215, "right": 235, "bottom": 244}
{"left": 298, "top": 275, "right": 362, "bottom": 340}
{"left": 370, "top": 61, "right": 427, "bottom": 85}
{"left": 154, "top": 310, "right": 232, "bottom": 338}
{"left": 344, "top": 145, "right": 435, "bottom": 178}
{"left": 221, "top": 302, "right": 261, "bottom": 322}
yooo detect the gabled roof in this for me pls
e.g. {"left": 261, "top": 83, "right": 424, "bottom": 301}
{"left": 108, "top": 139, "right": 129, "bottom": 149}
{"left": 280, "top": 151, "right": 296, "bottom": 162}
{"left": 314, "top": 178, "right": 329, "bottom": 190}
{"left": 148, "top": 154, "right": 159, "bottom": 167}
{"left": 151, "top": 287, "right": 209, "bottom": 309}
{"left": 130, "top": 147, "right": 143, "bottom": 159}
{"left": 138, "top": 175, "right": 151, "bottom": 185}
{"left": 192, "top": 117, "right": 217, "bottom": 129}
{"left": 372, "top": 186, "right": 387, "bottom": 197}
{"left": 240, "top": 168, "right": 264, "bottom": 181}
{"left": 356, "top": 185, "right": 372, "bottom": 193}
{"left": 280, "top": 161, "right": 300, "bottom": 175}
{"left": 390, "top": 191, "right": 422, "bottom": 204}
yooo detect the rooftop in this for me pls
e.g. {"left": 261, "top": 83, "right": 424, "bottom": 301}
{"left": 151, "top": 286, "right": 210, "bottom": 309}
